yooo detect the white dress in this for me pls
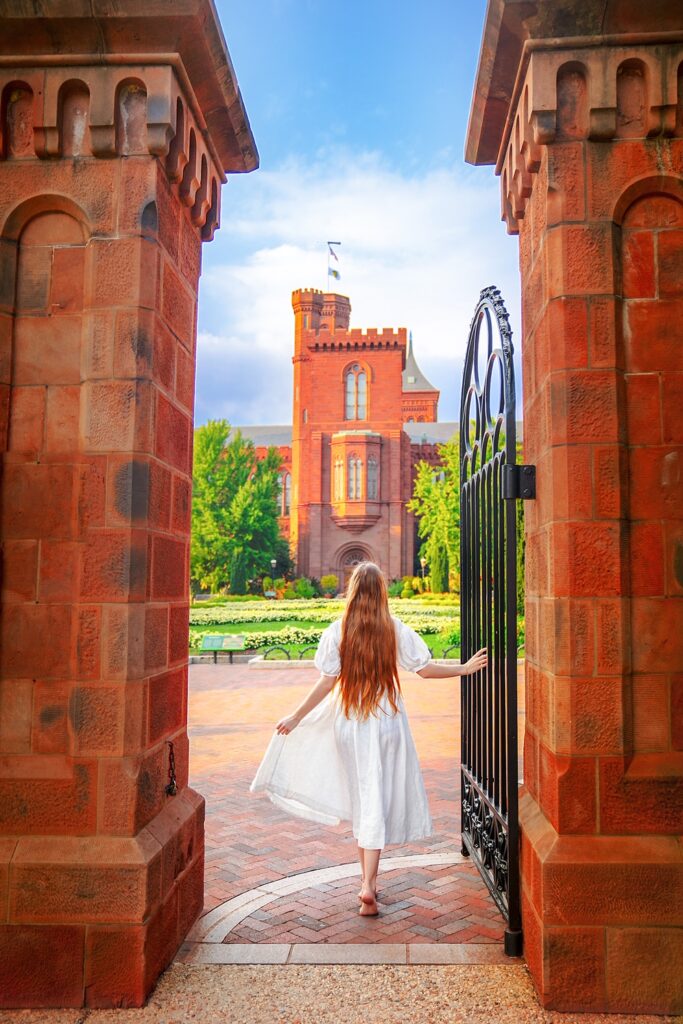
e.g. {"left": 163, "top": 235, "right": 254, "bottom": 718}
{"left": 250, "top": 616, "right": 433, "bottom": 849}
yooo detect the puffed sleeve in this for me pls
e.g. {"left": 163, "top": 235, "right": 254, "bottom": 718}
{"left": 395, "top": 618, "right": 432, "bottom": 672}
{"left": 314, "top": 621, "right": 342, "bottom": 676}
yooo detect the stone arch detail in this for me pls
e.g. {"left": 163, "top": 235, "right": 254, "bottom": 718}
{"left": 115, "top": 78, "right": 148, "bottom": 155}
{"left": 166, "top": 96, "right": 187, "bottom": 181}
{"left": 1, "top": 191, "right": 89, "bottom": 242}
{"left": 58, "top": 79, "right": 91, "bottom": 157}
{"left": 619, "top": 188, "right": 683, "bottom": 764}
{"left": 0, "top": 66, "right": 226, "bottom": 237}
{"left": 7, "top": 206, "right": 88, "bottom": 447}
{"left": 612, "top": 174, "right": 683, "bottom": 226}
{"left": 616, "top": 58, "right": 648, "bottom": 138}
{"left": 0, "top": 196, "right": 90, "bottom": 457}
{"left": 336, "top": 543, "right": 374, "bottom": 589}
{"left": 180, "top": 127, "right": 199, "bottom": 207}
{"left": 556, "top": 61, "right": 589, "bottom": 140}
{"left": 191, "top": 153, "right": 210, "bottom": 227}
{"left": 0, "top": 80, "right": 35, "bottom": 158}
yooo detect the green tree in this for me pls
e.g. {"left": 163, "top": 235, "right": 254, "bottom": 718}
{"left": 407, "top": 437, "right": 460, "bottom": 591}
{"left": 409, "top": 433, "right": 527, "bottom": 610}
{"left": 229, "top": 551, "right": 247, "bottom": 595}
{"left": 430, "top": 541, "right": 449, "bottom": 593}
{"left": 191, "top": 419, "right": 286, "bottom": 593}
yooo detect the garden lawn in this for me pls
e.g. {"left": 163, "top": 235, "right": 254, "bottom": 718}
{"left": 189, "top": 601, "right": 461, "bottom": 658}
{"left": 188, "top": 597, "right": 522, "bottom": 660}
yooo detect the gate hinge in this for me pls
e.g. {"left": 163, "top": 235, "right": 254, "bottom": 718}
{"left": 502, "top": 464, "right": 536, "bottom": 500}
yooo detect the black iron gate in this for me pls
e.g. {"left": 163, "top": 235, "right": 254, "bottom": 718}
{"left": 459, "top": 286, "right": 534, "bottom": 957}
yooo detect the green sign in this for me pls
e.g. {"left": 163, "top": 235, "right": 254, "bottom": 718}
{"left": 201, "top": 634, "right": 245, "bottom": 651}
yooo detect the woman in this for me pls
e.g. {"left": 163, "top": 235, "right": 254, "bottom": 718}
{"left": 250, "top": 561, "right": 487, "bottom": 916}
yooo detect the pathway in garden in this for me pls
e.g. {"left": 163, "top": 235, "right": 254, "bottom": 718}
{"left": 178, "top": 662, "right": 525, "bottom": 966}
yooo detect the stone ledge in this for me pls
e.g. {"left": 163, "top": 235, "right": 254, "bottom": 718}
{"left": 175, "top": 942, "right": 512, "bottom": 966}
{"left": 6, "top": 787, "right": 204, "bottom": 927}
{"left": 521, "top": 796, "right": 683, "bottom": 929}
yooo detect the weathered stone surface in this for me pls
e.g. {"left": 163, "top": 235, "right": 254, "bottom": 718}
{"left": 469, "top": 11, "right": 683, "bottom": 1015}
{"left": 0, "top": 0, "right": 255, "bottom": 1004}
{"left": 9, "top": 834, "right": 162, "bottom": 924}
{"left": 0, "top": 925, "right": 85, "bottom": 1008}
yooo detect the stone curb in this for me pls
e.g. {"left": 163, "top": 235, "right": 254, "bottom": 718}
{"left": 175, "top": 942, "right": 513, "bottom": 966}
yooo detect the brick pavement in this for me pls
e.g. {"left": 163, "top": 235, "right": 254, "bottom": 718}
{"left": 188, "top": 663, "right": 524, "bottom": 947}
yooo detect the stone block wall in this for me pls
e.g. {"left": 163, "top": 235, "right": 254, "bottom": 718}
{"left": 0, "top": 24, "right": 255, "bottom": 1004}
{"left": 498, "top": 42, "right": 683, "bottom": 1013}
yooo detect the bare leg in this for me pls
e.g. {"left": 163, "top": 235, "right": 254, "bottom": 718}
{"left": 357, "top": 844, "right": 366, "bottom": 897}
{"left": 359, "top": 847, "right": 381, "bottom": 916}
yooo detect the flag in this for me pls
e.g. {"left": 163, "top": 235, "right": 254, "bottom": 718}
{"left": 328, "top": 267, "right": 341, "bottom": 280}
{"left": 328, "top": 244, "right": 339, "bottom": 261}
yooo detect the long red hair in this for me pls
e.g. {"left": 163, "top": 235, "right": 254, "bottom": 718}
{"left": 338, "top": 562, "right": 401, "bottom": 719}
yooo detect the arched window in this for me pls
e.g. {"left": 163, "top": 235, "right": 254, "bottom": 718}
{"left": 333, "top": 458, "right": 344, "bottom": 501}
{"left": 344, "top": 364, "right": 367, "bottom": 420}
{"left": 277, "top": 472, "right": 291, "bottom": 515}
{"left": 347, "top": 454, "right": 362, "bottom": 499}
{"left": 367, "top": 457, "right": 378, "bottom": 500}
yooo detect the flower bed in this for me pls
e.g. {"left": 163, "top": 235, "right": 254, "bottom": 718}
{"left": 187, "top": 595, "right": 508, "bottom": 657}
{"left": 190, "top": 597, "right": 460, "bottom": 627}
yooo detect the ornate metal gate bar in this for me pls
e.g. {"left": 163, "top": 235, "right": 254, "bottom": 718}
{"left": 459, "top": 286, "right": 532, "bottom": 957}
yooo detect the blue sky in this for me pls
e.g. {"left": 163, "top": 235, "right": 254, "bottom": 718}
{"left": 197, "top": 0, "right": 520, "bottom": 426}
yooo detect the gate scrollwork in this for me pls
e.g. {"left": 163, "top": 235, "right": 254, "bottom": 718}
{"left": 459, "top": 286, "right": 524, "bottom": 957}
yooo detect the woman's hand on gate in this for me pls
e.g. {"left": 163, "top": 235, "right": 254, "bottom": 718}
{"left": 462, "top": 648, "right": 488, "bottom": 676}
{"left": 276, "top": 713, "right": 301, "bottom": 735}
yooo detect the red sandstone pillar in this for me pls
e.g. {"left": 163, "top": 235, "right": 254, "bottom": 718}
{"left": 467, "top": 2, "right": 682, "bottom": 1014}
{"left": 0, "top": 5, "right": 257, "bottom": 1008}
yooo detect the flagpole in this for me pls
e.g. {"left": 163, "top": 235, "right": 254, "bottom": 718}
{"left": 326, "top": 241, "right": 341, "bottom": 292}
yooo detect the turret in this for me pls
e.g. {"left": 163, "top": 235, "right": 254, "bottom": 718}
{"left": 320, "top": 292, "right": 351, "bottom": 331}
{"left": 291, "top": 288, "right": 351, "bottom": 344}
{"left": 401, "top": 332, "right": 440, "bottom": 423}
{"left": 292, "top": 288, "right": 324, "bottom": 349}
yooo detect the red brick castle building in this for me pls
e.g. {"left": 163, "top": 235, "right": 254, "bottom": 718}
{"left": 239, "top": 289, "right": 456, "bottom": 587}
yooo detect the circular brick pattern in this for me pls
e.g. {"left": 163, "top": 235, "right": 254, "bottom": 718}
{"left": 224, "top": 861, "right": 506, "bottom": 946}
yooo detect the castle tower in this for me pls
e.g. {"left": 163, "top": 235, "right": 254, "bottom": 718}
{"left": 401, "top": 332, "right": 440, "bottom": 423}
{"left": 290, "top": 289, "right": 414, "bottom": 584}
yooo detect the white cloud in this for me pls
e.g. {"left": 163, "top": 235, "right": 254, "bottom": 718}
{"left": 196, "top": 150, "right": 521, "bottom": 426}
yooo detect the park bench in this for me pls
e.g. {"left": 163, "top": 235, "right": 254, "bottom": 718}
{"left": 200, "top": 634, "right": 246, "bottom": 664}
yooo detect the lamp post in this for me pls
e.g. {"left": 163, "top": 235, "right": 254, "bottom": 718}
{"left": 265, "top": 558, "right": 278, "bottom": 600}
{"left": 420, "top": 556, "right": 426, "bottom": 580}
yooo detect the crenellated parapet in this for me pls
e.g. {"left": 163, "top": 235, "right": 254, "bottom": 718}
{"left": 498, "top": 42, "right": 683, "bottom": 232}
{"left": 0, "top": 62, "right": 225, "bottom": 240}
{"left": 308, "top": 327, "right": 407, "bottom": 352}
